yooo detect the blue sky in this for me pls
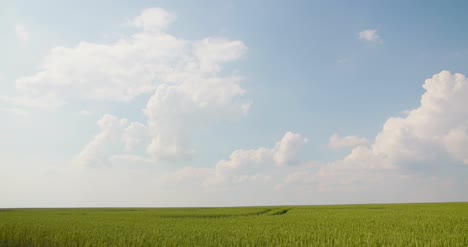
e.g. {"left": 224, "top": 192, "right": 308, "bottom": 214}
{"left": 1, "top": 0, "right": 468, "bottom": 207}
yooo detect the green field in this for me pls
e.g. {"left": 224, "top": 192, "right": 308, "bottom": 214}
{"left": 1, "top": 203, "right": 467, "bottom": 246}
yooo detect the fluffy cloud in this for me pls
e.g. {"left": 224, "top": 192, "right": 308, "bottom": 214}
{"left": 123, "top": 122, "right": 150, "bottom": 152}
{"left": 9, "top": 8, "right": 247, "bottom": 110}
{"left": 358, "top": 29, "right": 382, "bottom": 44}
{"left": 264, "top": 71, "right": 467, "bottom": 203}
{"left": 328, "top": 133, "right": 368, "bottom": 149}
{"left": 273, "top": 132, "right": 308, "bottom": 165}
{"left": 42, "top": 8, "right": 250, "bottom": 163}
{"left": 304, "top": 71, "right": 468, "bottom": 192}
{"left": 210, "top": 132, "right": 308, "bottom": 185}
{"left": 74, "top": 114, "right": 129, "bottom": 167}
{"left": 161, "top": 132, "right": 308, "bottom": 187}
{"left": 238, "top": 71, "right": 468, "bottom": 201}
{"left": 442, "top": 126, "right": 468, "bottom": 165}
{"left": 131, "top": 8, "right": 176, "bottom": 32}
{"left": 11, "top": 7, "right": 289, "bottom": 169}
{"left": 144, "top": 75, "right": 249, "bottom": 161}
{"left": 373, "top": 71, "right": 468, "bottom": 166}
{"left": 10, "top": 31, "right": 181, "bottom": 108}
{"left": 74, "top": 114, "right": 151, "bottom": 167}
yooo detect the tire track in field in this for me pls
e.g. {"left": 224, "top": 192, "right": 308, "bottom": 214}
{"left": 268, "top": 208, "right": 291, "bottom": 216}
{"left": 160, "top": 209, "right": 273, "bottom": 219}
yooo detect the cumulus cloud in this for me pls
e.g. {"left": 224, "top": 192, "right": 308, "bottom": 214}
{"left": 74, "top": 114, "right": 151, "bottom": 167}
{"left": 159, "top": 132, "right": 308, "bottom": 187}
{"left": 15, "top": 24, "right": 29, "bottom": 42}
{"left": 24, "top": 7, "right": 251, "bottom": 163}
{"left": 249, "top": 71, "right": 468, "bottom": 204}
{"left": 9, "top": 8, "right": 247, "bottom": 110}
{"left": 273, "top": 132, "right": 308, "bottom": 165}
{"left": 144, "top": 75, "right": 249, "bottom": 161}
{"left": 114, "top": 64, "right": 468, "bottom": 199}
{"left": 74, "top": 115, "right": 129, "bottom": 167}
{"left": 123, "top": 122, "right": 150, "bottom": 152}
{"left": 372, "top": 71, "right": 468, "bottom": 166}
{"left": 210, "top": 132, "right": 308, "bottom": 185}
{"left": 358, "top": 29, "right": 382, "bottom": 44}
{"left": 442, "top": 126, "right": 468, "bottom": 165}
{"left": 131, "top": 8, "right": 176, "bottom": 32}
{"left": 328, "top": 133, "right": 368, "bottom": 149}
{"left": 293, "top": 71, "right": 468, "bottom": 193}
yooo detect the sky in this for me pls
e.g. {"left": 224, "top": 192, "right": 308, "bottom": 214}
{"left": 1, "top": 0, "right": 468, "bottom": 207}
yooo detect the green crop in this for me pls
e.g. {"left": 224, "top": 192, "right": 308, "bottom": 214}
{"left": 0, "top": 203, "right": 467, "bottom": 246}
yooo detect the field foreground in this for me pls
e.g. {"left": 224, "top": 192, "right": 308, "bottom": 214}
{"left": 0, "top": 203, "right": 467, "bottom": 246}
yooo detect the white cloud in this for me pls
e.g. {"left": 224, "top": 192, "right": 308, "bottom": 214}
{"left": 144, "top": 75, "right": 249, "bottom": 161}
{"left": 74, "top": 114, "right": 129, "bottom": 167}
{"left": 16, "top": 7, "right": 250, "bottom": 164}
{"left": 442, "top": 126, "right": 468, "bottom": 165}
{"left": 372, "top": 71, "right": 468, "bottom": 166}
{"left": 6, "top": 70, "right": 468, "bottom": 208}
{"left": 210, "top": 132, "right": 308, "bottom": 185}
{"left": 7, "top": 71, "right": 468, "bottom": 206}
{"left": 123, "top": 122, "right": 150, "bottom": 152}
{"left": 10, "top": 8, "right": 247, "bottom": 110}
{"left": 273, "top": 132, "right": 308, "bottom": 165}
{"left": 303, "top": 71, "right": 468, "bottom": 193}
{"left": 328, "top": 133, "right": 368, "bottom": 149}
{"left": 74, "top": 114, "right": 151, "bottom": 167}
{"left": 131, "top": 8, "right": 176, "bottom": 32}
{"left": 15, "top": 24, "right": 30, "bottom": 42}
{"left": 158, "top": 132, "right": 308, "bottom": 188}
{"left": 139, "top": 35, "right": 248, "bottom": 161}
{"left": 358, "top": 29, "right": 382, "bottom": 44}
{"left": 193, "top": 38, "right": 247, "bottom": 73}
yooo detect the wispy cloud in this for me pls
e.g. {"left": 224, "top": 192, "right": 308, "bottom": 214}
{"left": 358, "top": 29, "right": 382, "bottom": 44}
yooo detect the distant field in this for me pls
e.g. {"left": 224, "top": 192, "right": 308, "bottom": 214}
{"left": 0, "top": 203, "right": 467, "bottom": 246}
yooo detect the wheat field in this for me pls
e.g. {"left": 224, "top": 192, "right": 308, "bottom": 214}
{"left": 0, "top": 203, "right": 467, "bottom": 246}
